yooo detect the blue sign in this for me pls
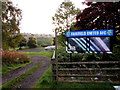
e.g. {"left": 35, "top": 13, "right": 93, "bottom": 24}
{"left": 66, "top": 37, "right": 112, "bottom": 54}
{"left": 66, "top": 29, "right": 114, "bottom": 37}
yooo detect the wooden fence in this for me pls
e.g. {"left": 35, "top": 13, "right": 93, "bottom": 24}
{"left": 51, "top": 52, "right": 120, "bottom": 84}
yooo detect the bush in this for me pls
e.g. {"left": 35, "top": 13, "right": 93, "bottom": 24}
{"left": 41, "top": 44, "right": 48, "bottom": 47}
{"left": 113, "top": 45, "right": 120, "bottom": 61}
{"left": 37, "top": 37, "right": 52, "bottom": 47}
{"left": 56, "top": 46, "right": 120, "bottom": 62}
{"left": 27, "top": 36, "right": 38, "bottom": 48}
{"left": 2, "top": 51, "right": 30, "bottom": 64}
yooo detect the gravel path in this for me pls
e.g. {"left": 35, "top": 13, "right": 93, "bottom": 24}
{"left": 2, "top": 56, "right": 51, "bottom": 86}
{"left": 15, "top": 56, "right": 50, "bottom": 88}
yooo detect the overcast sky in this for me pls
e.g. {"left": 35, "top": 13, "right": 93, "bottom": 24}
{"left": 12, "top": 0, "right": 87, "bottom": 34}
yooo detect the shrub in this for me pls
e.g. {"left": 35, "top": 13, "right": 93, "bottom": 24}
{"left": 2, "top": 51, "right": 30, "bottom": 64}
{"left": 41, "top": 44, "right": 48, "bottom": 47}
{"left": 27, "top": 36, "right": 38, "bottom": 48}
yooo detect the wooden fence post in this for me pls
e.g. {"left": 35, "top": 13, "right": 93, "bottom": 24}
{"left": 51, "top": 51, "right": 56, "bottom": 81}
{"left": 55, "top": 29, "right": 58, "bottom": 82}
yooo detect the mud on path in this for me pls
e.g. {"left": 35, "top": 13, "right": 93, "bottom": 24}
{"left": 2, "top": 56, "right": 51, "bottom": 87}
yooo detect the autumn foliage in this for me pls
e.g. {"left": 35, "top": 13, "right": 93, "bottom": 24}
{"left": 2, "top": 51, "right": 30, "bottom": 64}
{"left": 75, "top": 2, "right": 120, "bottom": 36}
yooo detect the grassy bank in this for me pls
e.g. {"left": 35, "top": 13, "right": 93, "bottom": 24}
{"left": 35, "top": 66, "right": 114, "bottom": 89}
{"left": 2, "top": 50, "right": 53, "bottom": 74}
{"left": 2, "top": 51, "right": 31, "bottom": 74}
{"left": 2, "top": 61, "right": 44, "bottom": 88}
{"left": 27, "top": 50, "right": 53, "bottom": 58}
{"left": 2, "top": 60, "right": 31, "bottom": 74}
{"left": 9, "top": 47, "right": 45, "bottom": 51}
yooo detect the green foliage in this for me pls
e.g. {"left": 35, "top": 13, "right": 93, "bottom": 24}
{"left": 81, "top": 53, "right": 101, "bottom": 62}
{"left": 27, "top": 35, "right": 38, "bottom": 48}
{"left": 81, "top": 45, "right": 120, "bottom": 62}
{"left": 56, "top": 47, "right": 85, "bottom": 62}
{"left": 18, "top": 34, "right": 27, "bottom": 50}
{"left": 57, "top": 47, "right": 69, "bottom": 62}
{"left": 2, "top": 2, "right": 22, "bottom": 50}
{"left": 52, "top": 1, "right": 80, "bottom": 34}
{"left": 52, "top": 1, "right": 80, "bottom": 46}
{"left": 57, "top": 32, "right": 66, "bottom": 46}
{"left": 56, "top": 47, "right": 120, "bottom": 71}
{"left": 37, "top": 37, "right": 52, "bottom": 47}
{"left": 57, "top": 46, "right": 120, "bottom": 62}
{"left": 112, "top": 45, "right": 120, "bottom": 61}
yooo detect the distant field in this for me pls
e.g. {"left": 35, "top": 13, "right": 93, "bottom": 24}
{"left": 27, "top": 50, "right": 53, "bottom": 58}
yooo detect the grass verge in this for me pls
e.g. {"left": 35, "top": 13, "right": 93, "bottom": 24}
{"left": 16, "top": 47, "right": 45, "bottom": 51}
{"left": 35, "top": 66, "right": 114, "bottom": 89}
{"left": 10, "top": 47, "right": 29, "bottom": 51}
{"left": 2, "top": 61, "right": 44, "bottom": 88}
{"left": 2, "top": 61, "right": 31, "bottom": 74}
{"left": 27, "top": 50, "right": 53, "bottom": 58}
{"left": 35, "top": 47, "right": 45, "bottom": 49}
{"left": 34, "top": 66, "right": 52, "bottom": 88}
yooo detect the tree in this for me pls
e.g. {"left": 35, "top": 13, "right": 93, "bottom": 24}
{"left": 8, "top": 34, "right": 23, "bottom": 49}
{"left": 74, "top": 1, "right": 120, "bottom": 61}
{"left": 57, "top": 32, "right": 66, "bottom": 46}
{"left": 52, "top": 0, "right": 80, "bottom": 46}
{"left": 52, "top": 0, "right": 80, "bottom": 33}
{"left": 75, "top": 2, "right": 120, "bottom": 35}
{"left": 2, "top": 1, "right": 22, "bottom": 50}
{"left": 27, "top": 35, "right": 38, "bottom": 48}
{"left": 74, "top": 1, "right": 120, "bottom": 46}
{"left": 37, "top": 37, "right": 52, "bottom": 47}
{"left": 18, "top": 35, "right": 27, "bottom": 50}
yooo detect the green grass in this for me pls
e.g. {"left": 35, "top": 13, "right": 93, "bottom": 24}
{"left": 2, "top": 61, "right": 44, "bottom": 88}
{"left": 10, "top": 47, "right": 41, "bottom": 51}
{"left": 9, "top": 48, "right": 19, "bottom": 51}
{"left": 34, "top": 66, "right": 53, "bottom": 88}
{"left": 35, "top": 66, "right": 114, "bottom": 89}
{"left": 36, "top": 47, "right": 45, "bottom": 49}
{"left": 27, "top": 50, "right": 54, "bottom": 58}
{"left": 18, "top": 47, "right": 45, "bottom": 50}
{"left": 10, "top": 46, "right": 48, "bottom": 51}
{"left": 9, "top": 47, "right": 29, "bottom": 51}
{"left": 17, "top": 47, "right": 29, "bottom": 50}
{"left": 2, "top": 61, "right": 31, "bottom": 74}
